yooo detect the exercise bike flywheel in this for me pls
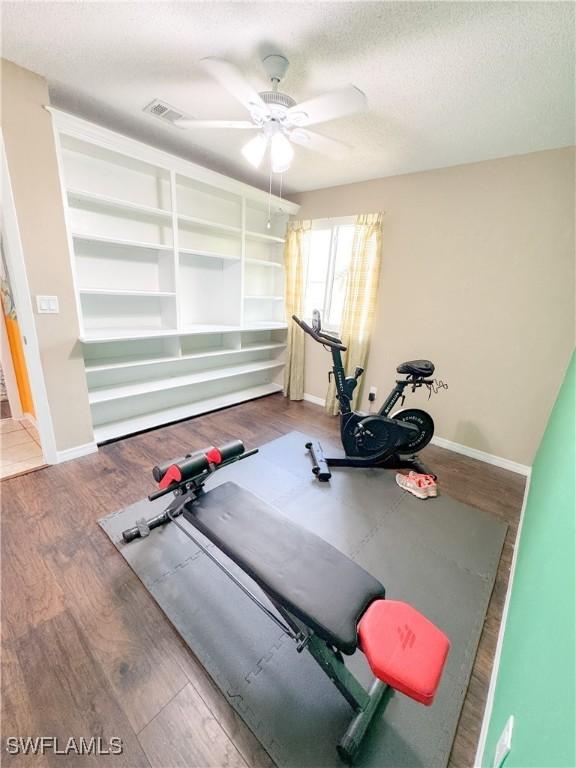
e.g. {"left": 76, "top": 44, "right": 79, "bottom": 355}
{"left": 352, "top": 416, "right": 402, "bottom": 455}
{"left": 391, "top": 408, "right": 435, "bottom": 454}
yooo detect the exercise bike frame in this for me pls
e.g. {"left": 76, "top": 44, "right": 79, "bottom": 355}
{"left": 329, "top": 335, "right": 435, "bottom": 418}
{"left": 293, "top": 312, "right": 440, "bottom": 481}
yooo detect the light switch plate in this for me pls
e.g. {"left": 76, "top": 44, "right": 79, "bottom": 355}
{"left": 493, "top": 715, "right": 514, "bottom": 768}
{"left": 36, "top": 295, "right": 59, "bottom": 314}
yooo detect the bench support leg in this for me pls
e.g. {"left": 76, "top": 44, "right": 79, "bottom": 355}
{"left": 306, "top": 635, "right": 389, "bottom": 763}
{"left": 337, "top": 679, "right": 388, "bottom": 763}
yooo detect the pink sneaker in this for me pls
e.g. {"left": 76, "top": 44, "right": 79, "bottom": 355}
{"left": 409, "top": 471, "right": 438, "bottom": 498}
{"left": 396, "top": 472, "right": 438, "bottom": 499}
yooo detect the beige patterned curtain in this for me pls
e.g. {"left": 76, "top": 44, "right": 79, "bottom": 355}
{"left": 326, "top": 213, "right": 384, "bottom": 415}
{"left": 283, "top": 219, "right": 312, "bottom": 400}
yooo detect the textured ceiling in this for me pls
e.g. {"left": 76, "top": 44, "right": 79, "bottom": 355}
{"left": 2, "top": 1, "right": 574, "bottom": 194}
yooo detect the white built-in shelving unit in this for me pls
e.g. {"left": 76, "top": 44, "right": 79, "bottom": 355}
{"left": 51, "top": 109, "right": 298, "bottom": 443}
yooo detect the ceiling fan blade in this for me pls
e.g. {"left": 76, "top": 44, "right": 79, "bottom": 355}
{"left": 199, "top": 58, "right": 268, "bottom": 114}
{"left": 288, "top": 85, "right": 366, "bottom": 127}
{"left": 175, "top": 119, "right": 256, "bottom": 129}
{"left": 290, "top": 129, "right": 350, "bottom": 157}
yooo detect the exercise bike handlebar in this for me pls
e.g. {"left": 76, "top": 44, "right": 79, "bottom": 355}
{"left": 292, "top": 314, "right": 347, "bottom": 351}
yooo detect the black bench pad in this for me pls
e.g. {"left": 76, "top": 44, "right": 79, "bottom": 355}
{"left": 182, "top": 481, "right": 386, "bottom": 654}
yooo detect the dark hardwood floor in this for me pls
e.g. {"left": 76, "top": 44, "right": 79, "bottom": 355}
{"left": 1, "top": 394, "right": 525, "bottom": 767}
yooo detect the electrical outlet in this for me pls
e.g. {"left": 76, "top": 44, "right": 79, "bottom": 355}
{"left": 36, "top": 295, "right": 59, "bottom": 314}
{"left": 369, "top": 385, "right": 378, "bottom": 400}
{"left": 493, "top": 716, "right": 514, "bottom": 768}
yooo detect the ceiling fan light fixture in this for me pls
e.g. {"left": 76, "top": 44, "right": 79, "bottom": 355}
{"left": 270, "top": 131, "right": 294, "bottom": 173}
{"left": 242, "top": 133, "right": 268, "bottom": 168}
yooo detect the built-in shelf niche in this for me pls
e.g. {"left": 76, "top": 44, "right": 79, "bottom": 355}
{"left": 179, "top": 331, "right": 239, "bottom": 357}
{"left": 176, "top": 175, "right": 241, "bottom": 228}
{"left": 178, "top": 253, "right": 241, "bottom": 328}
{"left": 83, "top": 336, "right": 181, "bottom": 369}
{"left": 69, "top": 196, "right": 173, "bottom": 247}
{"left": 60, "top": 135, "right": 171, "bottom": 211}
{"left": 245, "top": 259, "right": 284, "bottom": 299}
{"left": 243, "top": 296, "right": 284, "bottom": 326}
{"left": 74, "top": 239, "right": 175, "bottom": 293}
{"left": 240, "top": 328, "right": 286, "bottom": 347}
{"left": 80, "top": 292, "right": 177, "bottom": 333}
{"left": 178, "top": 218, "right": 241, "bottom": 260}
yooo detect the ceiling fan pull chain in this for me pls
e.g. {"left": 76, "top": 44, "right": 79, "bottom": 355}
{"left": 267, "top": 167, "right": 273, "bottom": 229}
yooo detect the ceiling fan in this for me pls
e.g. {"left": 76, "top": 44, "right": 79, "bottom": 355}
{"left": 175, "top": 55, "right": 367, "bottom": 174}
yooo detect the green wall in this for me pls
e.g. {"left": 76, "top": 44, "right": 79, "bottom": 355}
{"left": 482, "top": 352, "right": 575, "bottom": 767}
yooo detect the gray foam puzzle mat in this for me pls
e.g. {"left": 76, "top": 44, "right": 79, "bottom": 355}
{"left": 99, "top": 430, "right": 506, "bottom": 768}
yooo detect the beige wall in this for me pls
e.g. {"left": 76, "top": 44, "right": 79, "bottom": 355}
{"left": 291, "top": 148, "right": 575, "bottom": 466}
{"left": 1, "top": 59, "right": 93, "bottom": 451}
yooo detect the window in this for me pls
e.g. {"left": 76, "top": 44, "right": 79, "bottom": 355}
{"left": 303, "top": 218, "right": 355, "bottom": 330}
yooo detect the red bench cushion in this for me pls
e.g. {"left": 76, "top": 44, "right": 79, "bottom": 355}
{"left": 357, "top": 600, "right": 450, "bottom": 706}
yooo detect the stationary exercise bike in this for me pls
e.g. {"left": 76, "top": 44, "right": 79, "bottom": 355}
{"left": 292, "top": 310, "right": 447, "bottom": 481}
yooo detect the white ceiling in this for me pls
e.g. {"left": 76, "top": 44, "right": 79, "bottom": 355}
{"left": 2, "top": 1, "right": 574, "bottom": 194}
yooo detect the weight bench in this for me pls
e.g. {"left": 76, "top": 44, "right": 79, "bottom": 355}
{"left": 122, "top": 442, "right": 450, "bottom": 762}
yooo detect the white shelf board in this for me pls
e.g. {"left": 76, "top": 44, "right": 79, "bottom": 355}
{"left": 181, "top": 323, "right": 288, "bottom": 334}
{"left": 79, "top": 288, "right": 176, "bottom": 298}
{"left": 85, "top": 342, "right": 286, "bottom": 373}
{"left": 81, "top": 329, "right": 180, "bottom": 343}
{"left": 241, "top": 342, "right": 286, "bottom": 352}
{"left": 72, "top": 232, "right": 174, "bottom": 253}
{"left": 245, "top": 230, "right": 285, "bottom": 244}
{"left": 67, "top": 188, "right": 172, "bottom": 220}
{"left": 89, "top": 360, "right": 284, "bottom": 404}
{"left": 246, "top": 258, "right": 283, "bottom": 269}
{"left": 242, "top": 322, "right": 288, "bottom": 330}
{"left": 179, "top": 248, "right": 240, "bottom": 262}
{"left": 244, "top": 295, "right": 284, "bottom": 301}
{"left": 180, "top": 324, "right": 241, "bottom": 335}
{"left": 93, "top": 383, "right": 283, "bottom": 443}
{"left": 178, "top": 212, "right": 241, "bottom": 236}
{"left": 81, "top": 323, "right": 288, "bottom": 343}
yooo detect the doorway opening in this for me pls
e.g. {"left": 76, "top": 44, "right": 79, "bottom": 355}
{"left": 0, "top": 237, "right": 46, "bottom": 479}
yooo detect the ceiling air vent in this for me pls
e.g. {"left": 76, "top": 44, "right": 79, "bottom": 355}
{"left": 143, "top": 99, "right": 188, "bottom": 124}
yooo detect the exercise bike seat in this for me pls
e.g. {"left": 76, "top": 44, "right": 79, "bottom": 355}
{"left": 396, "top": 359, "right": 435, "bottom": 378}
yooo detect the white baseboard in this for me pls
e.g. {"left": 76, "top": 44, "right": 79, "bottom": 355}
{"left": 303, "top": 392, "right": 326, "bottom": 407}
{"left": 54, "top": 441, "right": 98, "bottom": 464}
{"left": 21, "top": 413, "right": 38, "bottom": 429}
{"left": 473, "top": 468, "right": 532, "bottom": 767}
{"left": 431, "top": 436, "right": 531, "bottom": 476}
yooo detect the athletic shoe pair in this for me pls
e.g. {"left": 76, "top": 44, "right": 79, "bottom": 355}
{"left": 395, "top": 471, "right": 438, "bottom": 499}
